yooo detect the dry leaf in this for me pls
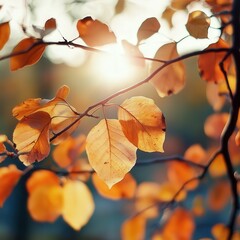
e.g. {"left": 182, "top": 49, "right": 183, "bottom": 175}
{"left": 0, "top": 165, "right": 22, "bottom": 207}
{"left": 13, "top": 111, "right": 51, "bottom": 166}
{"left": 92, "top": 172, "right": 136, "bottom": 200}
{"left": 62, "top": 180, "right": 94, "bottom": 230}
{"left": 186, "top": 11, "right": 210, "bottom": 39}
{"left": 86, "top": 119, "right": 137, "bottom": 188}
{"left": 198, "top": 38, "right": 231, "bottom": 82}
{"left": 0, "top": 22, "right": 10, "bottom": 50}
{"left": 10, "top": 37, "right": 45, "bottom": 71}
{"left": 118, "top": 96, "right": 166, "bottom": 152}
{"left": 150, "top": 43, "right": 185, "bottom": 97}
{"left": 137, "top": 17, "right": 160, "bottom": 43}
{"left": 77, "top": 17, "right": 116, "bottom": 46}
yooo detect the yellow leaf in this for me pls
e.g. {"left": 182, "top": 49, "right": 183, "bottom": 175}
{"left": 27, "top": 184, "right": 63, "bottom": 222}
{"left": 209, "top": 154, "right": 227, "bottom": 177}
{"left": 62, "top": 180, "right": 94, "bottom": 230}
{"left": 10, "top": 37, "right": 45, "bottom": 71}
{"left": 0, "top": 165, "right": 22, "bottom": 207}
{"left": 0, "top": 22, "right": 10, "bottom": 50}
{"left": 86, "top": 119, "right": 137, "bottom": 188}
{"left": 118, "top": 96, "right": 166, "bottom": 152}
{"left": 77, "top": 17, "right": 116, "bottom": 46}
{"left": 121, "top": 215, "right": 146, "bottom": 240}
{"left": 211, "top": 223, "right": 229, "bottom": 240}
{"left": 150, "top": 43, "right": 185, "bottom": 97}
{"left": 186, "top": 11, "right": 210, "bottom": 39}
{"left": 92, "top": 172, "right": 136, "bottom": 200}
{"left": 137, "top": 17, "right": 160, "bottom": 43}
{"left": 13, "top": 111, "right": 51, "bottom": 166}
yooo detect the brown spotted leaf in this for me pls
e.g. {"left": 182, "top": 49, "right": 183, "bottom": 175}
{"left": 86, "top": 119, "right": 137, "bottom": 188}
{"left": 118, "top": 96, "right": 166, "bottom": 152}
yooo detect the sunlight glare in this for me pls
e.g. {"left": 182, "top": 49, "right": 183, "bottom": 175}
{"left": 91, "top": 44, "right": 138, "bottom": 85}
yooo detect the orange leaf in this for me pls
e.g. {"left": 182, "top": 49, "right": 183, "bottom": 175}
{"left": 118, "top": 96, "right": 166, "bottom": 152}
{"left": 204, "top": 113, "right": 229, "bottom": 139}
{"left": 235, "top": 130, "right": 240, "bottom": 147}
{"left": 186, "top": 11, "right": 210, "bottom": 39}
{"left": 184, "top": 144, "right": 207, "bottom": 165}
{"left": 13, "top": 111, "right": 51, "bottom": 166}
{"left": 137, "top": 17, "right": 160, "bottom": 43}
{"left": 10, "top": 37, "right": 45, "bottom": 71}
{"left": 0, "top": 22, "right": 10, "bottom": 50}
{"left": 209, "top": 153, "right": 227, "bottom": 177}
{"left": 192, "top": 195, "right": 205, "bottom": 216}
{"left": 211, "top": 223, "right": 229, "bottom": 240}
{"left": 208, "top": 180, "right": 230, "bottom": 211}
{"left": 62, "top": 179, "right": 94, "bottom": 230}
{"left": 198, "top": 38, "right": 231, "bottom": 82}
{"left": 92, "top": 172, "right": 136, "bottom": 200}
{"left": 86, "top": 119, "right": 137, "bottom": 188}
{"left": 45, "top": 18, "right": 57, "bottom": 31}
{"left": 12, "top": 85, "right": 80, "bottom": 145}
{"left": 52, "top": 134, "right": 86, "bottom": 168}
{"left": 121, "top": 215, "right": 146, "bottom": 240}
{"left": 161, "top": 208, "right": 195, "bottom": 240}
{"left": 0, "top": 136, "right": 7, "bottom": 163}
{"left": 150, "top": 43, "right": 185, "bottom": 97}
{"left": 27, "top": 184, "right": 63, "bottom": 222}
{"left": 26, "top": 170, "right": 60, "bottom": 193}
{"left": 77, "top": 17, "right": 117, "bottom": 46}
{"left": 0, "top": 165, "right": 22, "bottom": 207}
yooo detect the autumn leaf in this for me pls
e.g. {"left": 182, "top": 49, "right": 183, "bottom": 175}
{"left": 171, "top": 0, "right": 195, "bottom": 10}
{"left": 118, "top": 96, "right": 166, "bottom": 152}
{"left": 12, "top": 85, "right": 80, "bottom": 145}
{"left": 209, "top": 153, "right": 227, "bottom": 177}
{"left": 53, "top": 134, "right": 86, "bottom": 168}
{"left": 33, "top": 18, "right": 57, "bottom": 38}
{"left": 77, "top": 17, "right": 117, "bottom": 46}
{"left": 13, "top": 111, "right": 51, "bottom": 166}
{"left": 26, "top": 170, "right": 60, "bottom": 193}
{"left": 150, "top": 42, "right": 185, "bottom": 97}
{"left": 86, "top": 119, "right": 137, "bottom": 188}
{"left": 92, "top": 172, "right": 136, "bottom": 200}
{"left": 161, "top": 7, "right": 175, "bottom": 28}
{"left": 198, "top": 38, "right": 231, "bottom": 82}
{"left": 62, "top": 179, "right": 94, "bottom": 230}
{"left": 10, "top": 37, "right": 46, "bottom": 71}
{"left": 160, "top": 208, "right": 195, "bottom": 240}
{"left": 0, "top": 135, "right": 7, "bottom": 163}
{"left": 27, "top": 184, "right": 63, "bottom": 222}
{"left": 186, "top": 11, "right": 210, "bottom": 39}
{"left": 137, "top": 17, "right": 160, "bottom": 43}
{"left": 121, "top": 215, "right": 146, "bottom": 240}
{"left": 204, "top": 113, "right": 229, "bottom": 139}
{"left": 0, "top": 22, "right": 10, "bottom": 50}
{"left": 192, "top": 195, "right": 205, "bottom": 216}
{"left": 0, "top": 165, "right": 22, "bottom": 207}
{"left": 121, "top": 40, "right": 145, "bottom": 67}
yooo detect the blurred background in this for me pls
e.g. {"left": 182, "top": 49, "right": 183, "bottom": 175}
{"left": 0, "top": 0, "right": 234, "bottom": 239}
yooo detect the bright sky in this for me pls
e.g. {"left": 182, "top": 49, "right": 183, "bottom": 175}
{"left": 0, "top": 0, "right": 221, "bottom": 86}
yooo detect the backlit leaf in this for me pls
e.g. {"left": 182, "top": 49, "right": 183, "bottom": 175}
{"left": 13, "top": 111, "right": 51, "bottom": 166}
{"left": 53, "top": 134, "right": 86, "bottom": 168}
{"left": 198, "top": 38, "right": 231, "bottom": 82}
{"left": 209, "top": 153, "right": 227, "bottom": 177}
{"left": 118, "top": 96, "right": 166, "bottom": 152}
{"left": 62, "top": 180, "right": 94, "bottom": 230}
{"left": 186, "top": 11, "right": 210, "bottom": 39}
{"left": 137, "top": 17, "right": 160, "bottom": 43}
{"left": 161, "top": 208, "right": 195, "bottom": 240}
{"left": 204, "top": 113, "right": 229, "bottom": 139}
{"left": 77, "top": 17, "right": 117, "bottom": 47}
{"left": 92, "top": 172, "right": 136, "bottom": 200}
{"left": 121, "top": 215, "right": 146, "bottom": 240}
{"left": 86, "top": 119, "right": 137, "bottom": 188}
{"left": 0, "top": 165, "right": 22, "bottom": 207}
{"left": 184, "top": 144, "right": 207, "bottom": 165}
{"left": 211, "top": 223, "right": 229, "bottom": 240}
{"left": 27, "top": 184, "right": 63, "bottom": 222}
{"left": 150, "top": 43, "right": 185, "bottom": 97}
{"left": 0, "top": 22, "right": 10, "bottom": 50}
{"left": 10, "top": 37, "right": 45, "bottom": 71}
{"left": 26, "top": 170, "right": 60, "bottom": 193}
{"left": 208, "top": 180, "right": 230, "bottom": 211}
